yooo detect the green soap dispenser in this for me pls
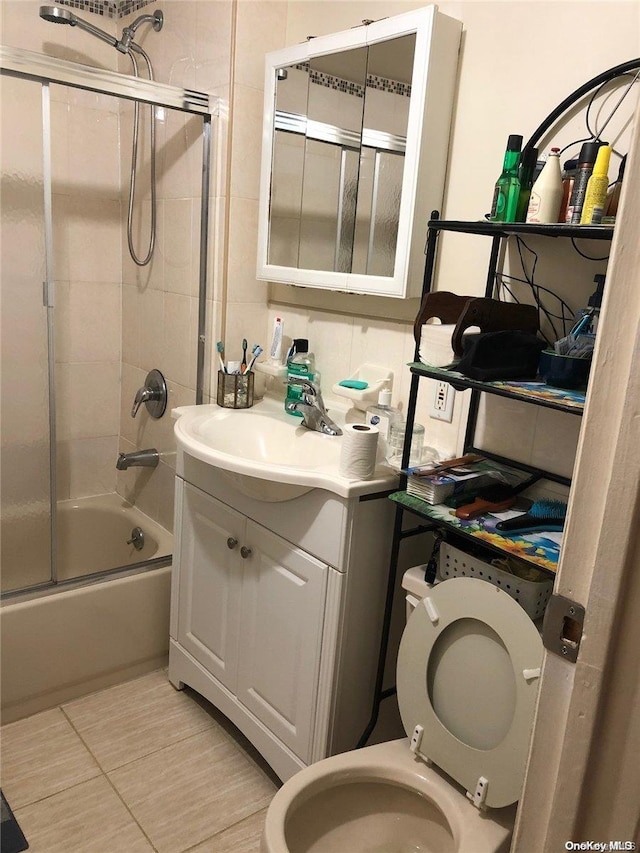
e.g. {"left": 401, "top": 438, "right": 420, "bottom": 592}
{"left": 284, "top": 339, "right": 316, "bottom": 417}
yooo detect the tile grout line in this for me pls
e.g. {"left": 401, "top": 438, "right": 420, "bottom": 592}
{"left": 59, "top": 704, "right": 161, "bottom": 852}
{"left": 179, "top": 806, "right": 269, "bottom": 853}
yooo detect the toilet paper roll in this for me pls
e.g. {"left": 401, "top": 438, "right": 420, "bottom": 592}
{"left": 339, "top": 423, "right": 379, "bottom": 480}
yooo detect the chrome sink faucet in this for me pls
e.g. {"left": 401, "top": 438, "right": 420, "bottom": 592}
{"left": 287, "top": 378, "right": 342, "bottom": 436}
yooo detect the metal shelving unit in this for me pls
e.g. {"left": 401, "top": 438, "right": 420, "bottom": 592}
{"left": 356, "top": 212, "right": 614, "bottom": 748}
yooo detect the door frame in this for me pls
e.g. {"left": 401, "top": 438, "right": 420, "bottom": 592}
{"left": 513, "top": 99, "right": 640, "bottom": 848}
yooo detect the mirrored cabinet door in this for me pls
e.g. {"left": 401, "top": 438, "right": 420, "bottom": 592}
{"left": 257, "top": 6, "right": 462, "bottom": 299}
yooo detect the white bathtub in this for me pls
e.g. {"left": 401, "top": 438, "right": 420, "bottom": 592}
{"left": 57, "top": 494, "right": 173, "bottom": 581}
{"left": 1, "top": 494, "right": 174, "bottom": 723}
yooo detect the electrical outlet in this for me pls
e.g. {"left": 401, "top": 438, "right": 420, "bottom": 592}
{"left": 429, "top": 381, "right": 455, "bottom": 422}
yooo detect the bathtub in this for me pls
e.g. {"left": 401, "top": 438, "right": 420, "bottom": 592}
{"left": 56, "top": 494, "right": 172, "bottom": 581}
{"left": 1, "top": 494, "right": 174, "bottom": 723}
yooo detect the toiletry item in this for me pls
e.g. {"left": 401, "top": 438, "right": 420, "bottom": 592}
{"left": 245, "top": 345, "right": 263, "bottom": 373}
{"left": 269, "top": 317, "right": 283, "bottom": 363}
{"left": 577, "top": 273, "right": 605, "bottom": 335}
{"left": 515, "top": 146, "right": 538, "bottom": 222}
{"left": 241, "top": 338, "right": 248, "bottom": 372}
{"left": 566, "top": 140, "right": 603, "bottom": 223}
{"left": 557, "top": 158, "right": 578, "bottom": 223}
{"left": 580, "top": 144, "right": 611, "bottom": 224}
{"left": 227, "top": 360, "right": 241, "bottom": 374}
{"left": 365, "top": 388, "right": 401, "bottom": 456}
{"left": 602, "top": 154, "right": 626, "bottom": 222}
{"left": 526, "top": 148, "right": 563, "bottom": 224}
{"left": 489, "top": 134, "right": 522, "bottom": 223}
{"left": 339, "top": 423, "right": 379, "bottom": 480}
{"left": 284, "top": 338, "right": 316, "bottom": 417}
{"left": 216, "top": 341, "right": 226, "bottom": 374}
{"left": 495, "top": 499, "right": 567, "bottom": 535}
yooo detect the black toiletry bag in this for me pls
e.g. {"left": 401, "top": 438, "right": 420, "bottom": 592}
{"left": 453, "top": 331, "right": 546, "bottom": 381}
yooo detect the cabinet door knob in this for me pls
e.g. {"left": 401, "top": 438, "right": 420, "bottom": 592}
{"left": 240, "top": 546, "right": 252, "bottom": 559}
{"left": 227, "top": 537, "right": 238, "bottom": 550}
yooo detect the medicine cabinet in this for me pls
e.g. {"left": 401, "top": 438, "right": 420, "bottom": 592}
{"left": 256, "top": 6, "right": 462, "bottom": 299}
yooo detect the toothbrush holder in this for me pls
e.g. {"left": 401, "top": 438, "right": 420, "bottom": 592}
{"left": 217, "top": 370, "right": 254, "bottom": 409}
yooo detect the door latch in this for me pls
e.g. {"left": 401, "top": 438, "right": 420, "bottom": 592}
{"left": 542, "top": 593, "right": 585, "bottom": 663}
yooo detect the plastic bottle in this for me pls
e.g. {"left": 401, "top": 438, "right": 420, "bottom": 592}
{"left": 515, "top": 146, "right": 538, "bottom": 222}
{"left": 284, "top": 339, "right": 316, "bottom": 417}
{"left": 566, "top": 140, "right": 603, "bottom": 224}
{"left": 557, "top": 158, "right": 578, "bottom": 223}
{"left": 580, "top": 144, "right": 611, "bottom": 225}
{"left": 489, "top": 134, "right": 522, "bottom": 223}
{"left": 526, "top": 148, "right": 563, "bottom": 223}
{"left": 602, "top": 154, "right": 626, "bottom": 223}
{"left": 365, "top": 387, "right": 402, "bottom": 457}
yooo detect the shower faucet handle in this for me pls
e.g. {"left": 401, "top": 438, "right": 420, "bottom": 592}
{"left": 131, "top": 369, "right": 167, "bottom": 419}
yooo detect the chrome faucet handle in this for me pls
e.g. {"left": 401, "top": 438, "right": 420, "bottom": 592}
{"left": 131, "top": 386, "right": 153, "bottom": 418}
{"left": 130, "top": 369, "right": 167, "bottom": 419}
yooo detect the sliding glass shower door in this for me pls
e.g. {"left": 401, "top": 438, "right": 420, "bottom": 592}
{"left": 0, "top": 74, "right": 53, "bottom": 592}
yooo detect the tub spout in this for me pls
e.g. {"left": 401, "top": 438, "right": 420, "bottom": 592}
{"left": 116, "top": 448, "right": 159, "bottom": 470}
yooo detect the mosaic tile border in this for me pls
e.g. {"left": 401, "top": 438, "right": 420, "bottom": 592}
{"left": 294, "top": 62, "right": 410, "bottom": 100}
{"left": 56, "top": 0, "right": 153, "bottom": 20}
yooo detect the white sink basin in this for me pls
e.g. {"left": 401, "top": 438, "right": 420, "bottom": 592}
{"left": 173, "top": 397, "right": 397, "bottom": 499}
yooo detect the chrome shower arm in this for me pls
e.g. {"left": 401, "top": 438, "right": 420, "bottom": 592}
{"left": 72, "top": 17, "right": 118, "bottom": 48}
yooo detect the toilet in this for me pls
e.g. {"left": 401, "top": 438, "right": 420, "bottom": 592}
{"left": 261, "top": 572, "right": 543, "bottom": 853}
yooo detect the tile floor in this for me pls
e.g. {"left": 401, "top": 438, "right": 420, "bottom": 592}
{"left": 0, "top": 669, "right": 281, "bottom": 853}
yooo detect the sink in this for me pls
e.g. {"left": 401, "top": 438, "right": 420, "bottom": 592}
{"left": 173, "top": 397, "right": 397, "bottom": 500}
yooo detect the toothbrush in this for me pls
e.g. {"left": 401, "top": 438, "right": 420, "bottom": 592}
{"left": 241, "top": 338, "right": 248, "bottom": 373}
{"left": 246, "top": 345, "right": 263, "bottom": 373}
{"left": 216, "top": 341, "right": 226, "bottom": 374}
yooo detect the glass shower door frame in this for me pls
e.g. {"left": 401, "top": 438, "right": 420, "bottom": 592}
{"left": 0, "top": 45, "right": 214, "bottom": 594}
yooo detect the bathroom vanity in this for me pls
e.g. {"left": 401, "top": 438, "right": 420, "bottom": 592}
{"left": 168, "top": 401, "right": 398, "bottom": 781}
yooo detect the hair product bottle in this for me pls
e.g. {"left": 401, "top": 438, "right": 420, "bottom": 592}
{"left": 557, "top": 158, "right": 578, "bottom": 223}
{"left": 602, "top": 154, "right": 626, "bottom": 223}
{"left": 566, "top": 140, "right": 603, "bottom": 224}
{"left": 515, "top": 146, "right": 538, "bottom": 222}
{"left": 580, "top": 144, "right": 611, "bottom": 224}
{"left": 489, "top": 134, "right": 522, "bottom": 223}
{"left": 526, "top": 147, "right": 563, "bottom": 224}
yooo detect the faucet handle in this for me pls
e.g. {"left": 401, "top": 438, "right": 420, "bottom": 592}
{"left": 130, "top": 369, "right": 167, "bottom": 419}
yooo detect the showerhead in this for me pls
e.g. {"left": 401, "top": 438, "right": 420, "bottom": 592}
{"left": 39, "top": 4, "right": 118, "bottom": 48}
{"left": 39, "top": 5, "right": 76, "bottom": 25}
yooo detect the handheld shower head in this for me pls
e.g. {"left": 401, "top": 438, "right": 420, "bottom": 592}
{"left": 39, "top": 5, "right": 118, "bottom": 47}
{"left": 39, "top": 5, "right": 75, "bottom": 24}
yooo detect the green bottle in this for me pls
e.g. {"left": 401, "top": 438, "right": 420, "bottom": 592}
{"left": 489, "top": 134, "right": 522, "bottom": 223}
{"left": 515, "top": 145, "right": 538, "bottom": 222}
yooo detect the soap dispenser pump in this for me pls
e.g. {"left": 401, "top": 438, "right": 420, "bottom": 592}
{"left": 365, "top": 386, "right": 401, "bottom": 455}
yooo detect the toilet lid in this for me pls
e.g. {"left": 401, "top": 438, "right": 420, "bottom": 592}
{"left": 397, "top": 577, "right": 543, "bottom": 809}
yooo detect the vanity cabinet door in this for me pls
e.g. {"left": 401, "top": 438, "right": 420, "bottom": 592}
{"left": 176, "top": 483, "right": 244, "bottom": 693}
{"left": 236, "top": 520, "right": 328, "bottom": 763}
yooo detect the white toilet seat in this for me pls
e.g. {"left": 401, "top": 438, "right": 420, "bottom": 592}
{"left": 397, "top": 576, "right": 543, "bottom": 809}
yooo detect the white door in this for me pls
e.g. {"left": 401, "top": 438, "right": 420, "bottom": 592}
{"left": 176, "top": 482, "right": 244, "bottom": 693}
{"left": 236, "top": 520, "right": 328, "bottom": 763}
{"left": 513, "top": 99, "right": 640, "bottom": 847}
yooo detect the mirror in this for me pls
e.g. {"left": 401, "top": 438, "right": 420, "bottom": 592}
{"left": 257, "top": 7, "right": 462, "bottom": 299}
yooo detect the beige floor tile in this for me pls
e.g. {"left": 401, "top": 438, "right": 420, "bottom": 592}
{"left": 14, "top": 775, "right": 154, "bottom": 853}
{"left": 189, "top": 808, "right": 268, "bottom": 853}
{"left": 0, "top": 708, "right": 101, "bottom": 809}
{"left": 108, "top": 728, "right": 277, "bottom": 853}
{"left": 62, "top": 669, "right": 217, "bottom": 771}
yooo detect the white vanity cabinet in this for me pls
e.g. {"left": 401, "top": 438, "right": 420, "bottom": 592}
{"left": 169, "top": 451, "right": 397, "bottom": 782}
